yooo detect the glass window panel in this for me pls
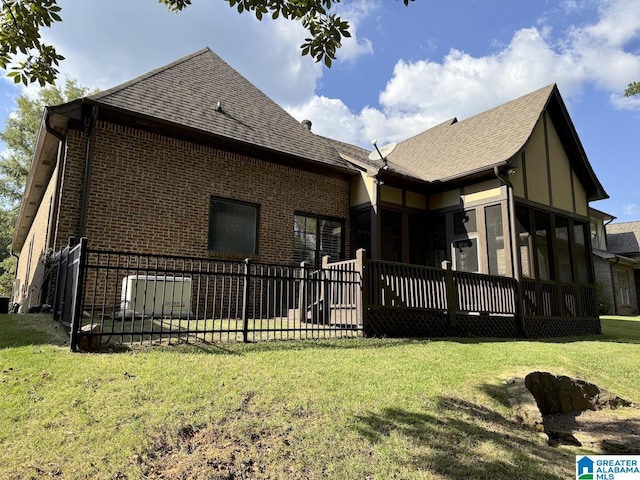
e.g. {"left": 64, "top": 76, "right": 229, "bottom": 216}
{"left": 432, "top": 214, "right": 447, "bottom": 267}
{"left": 319, "top": 219, "right": 342, "bottom": 262}
{"left": 516, "top": 206, "right": 532, "bottom": 278}
{"left": 453, "top": 238, "right": 479, "bottom": 273}
{"left": 555, "top": 216, "right": 573, "bottom": 283}
{"left": 354, "top": 209, "right": 371, "bottom": 254}
{"left": 294, "top": 214, "right": 343, "bottom": 266}
{"left": 409, "top": 213, "right": 429, "bottom": 266}
{"left": 208, "top": 198, "right": 258, "bottom": 254}
{"left": 454, "top": 210, "right": 477, "bottom": 235}
{"left": 534, "top": 211, "right": 553, "bottom": 281}
{"left": 617, "top": 270, "right": 631, "bottom": 305}
{"left": 294, "top": 215, "right": 318, "bottom": 264}
{"left": 485, "top": 205, "right": 506, "bottom": 275}
{"left": 381, "top": 210, "right": 402, "bottom": 262}
{"left": 573, "top": 222, "right": 591, "bottom": 284}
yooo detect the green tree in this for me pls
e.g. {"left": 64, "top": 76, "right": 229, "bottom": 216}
{"left": 0, "top": 78, "right": 95, "bottom": 295}
{"left": 2, "top": 0, "right": 414, "bottom": 86}
{"left": 625, "top": 81, "right": 640, "bottom": 97}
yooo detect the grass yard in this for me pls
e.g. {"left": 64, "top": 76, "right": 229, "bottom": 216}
{"left": 1, "top": 314, "right": 639, "bottom": 479}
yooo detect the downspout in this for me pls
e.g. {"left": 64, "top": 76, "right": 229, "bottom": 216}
{"left": 79, "top": 106, "right": 98, "bottom": 239}
{"left": 493, "top": 166, "right": 519, "bottom": 280}
{"left": 45, "top": 109, "right": 67, "bottom": 251}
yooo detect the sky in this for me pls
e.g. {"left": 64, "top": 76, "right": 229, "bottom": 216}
{"left": 1, "top": 0, "right": 639, "bottom": 221}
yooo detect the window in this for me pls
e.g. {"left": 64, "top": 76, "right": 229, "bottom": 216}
{"left": 353, "top": 209, "right": 371, "bottom": 255}
{"left": 534, "top": 211, "right": 554, "bottom": 281}
{"left": 380, "top": 210, "right": 402, "bottom": 262}
{"left": 555, "top": 216, "right": 573, "bottom": 283}
{"left": 485, "top": 205, "right": 506, "bottom": 275}
{"left": 294, "top": 214, "right": 343, "bottom": 266}
{"left": 453, "top": 210, "right": 477, "bottom": 235}
{"left": 453, "top": 238, "right": 479, "bottom": 273}
{"left": 516, "top": 206, "right": 532, "bottom": 278}
{"left": 452, "top": 209, "right": 479, "bottom": 273}
{"left": 432, "top": 214, "right": 447, "bottom": 267}
{"left": 573, "top": 222, "right": 591, "bottom": 284}
{"left": 208, "top": 197, "right": 258, "bottom": 255}
{"left": 617, "top": 270, "right": 631, "bottom": 305}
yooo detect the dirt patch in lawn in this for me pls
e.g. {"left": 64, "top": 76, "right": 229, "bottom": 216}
{"left": 140, "top": 423, "right": 307, "bottom": 480}
{"left": 508, "top": 372, "right": 640, "bottom": 453}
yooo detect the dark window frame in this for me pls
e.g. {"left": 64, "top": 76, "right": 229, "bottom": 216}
{"left": 208, "top": 196, "right": 259, "bottom": 255}
{"left": 294, "top": 212, "right": 345, "bottom": 266}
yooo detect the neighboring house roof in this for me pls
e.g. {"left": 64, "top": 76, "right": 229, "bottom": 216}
{"left": 606, "top": 221, "right": 640, "bottom": 256}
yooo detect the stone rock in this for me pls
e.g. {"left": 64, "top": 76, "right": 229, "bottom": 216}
{"left": 77, "top": 323, "right": 101, "bottom": 352}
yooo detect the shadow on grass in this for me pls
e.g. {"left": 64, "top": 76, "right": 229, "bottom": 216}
{"left": 0, "top": 314, "right": 69, "bottom": 349}
{"left": 353, "top": 396, "right": 572, "bottom": 479}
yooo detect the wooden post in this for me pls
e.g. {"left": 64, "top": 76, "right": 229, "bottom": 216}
{"left": 442, "top": 260, "right": 457, "bottom": 327}
{"left": 515, "top": 278, "right": 525, "bottom": 337}
{"left": 355, "top": 249, "right": 367, "bottom": 329}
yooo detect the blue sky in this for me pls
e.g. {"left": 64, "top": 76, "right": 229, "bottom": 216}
{"left": 1, "top": 0, "right": 639, "bottom": 220}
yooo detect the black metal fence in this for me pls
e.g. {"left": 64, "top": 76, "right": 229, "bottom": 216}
{"left": 53, "top": 239, "right": 363, "bottom": 350}
{"left": 52, "top": 240, "right": 601, "bottom": 350}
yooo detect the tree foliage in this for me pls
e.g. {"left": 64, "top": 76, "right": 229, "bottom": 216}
{"left": 625, "top": 81, "right": 640, "bottom": 97}
{"left": 0, "top": 79, "right": 95, "bottom": 295}
{"left": 1, "top": 0, "right": 64, "bottom": 86}
{"left": 2, "top": 0, "right": 415, "bottom": 85}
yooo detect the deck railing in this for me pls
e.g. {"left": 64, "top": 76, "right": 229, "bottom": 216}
{"left": 53, "top": 240, "right": 600, "bottom": 350}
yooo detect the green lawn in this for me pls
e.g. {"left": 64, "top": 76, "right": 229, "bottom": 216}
{"left": 1, "top": 314, "right": 639, "bottom": 479}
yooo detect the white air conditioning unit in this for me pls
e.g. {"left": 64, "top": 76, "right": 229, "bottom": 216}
{"left": 120, "top": 275, "right": 192, "bottom": 318}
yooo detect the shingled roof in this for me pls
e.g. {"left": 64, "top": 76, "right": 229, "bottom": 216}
{"left": 606, "top": 221, "right": 640, "bottom": 255}
{"left": 332, "top": 84, "right": 605, "bottom": 201}
{"left": 83, "top": 48, "right": 353, "bottom": 171}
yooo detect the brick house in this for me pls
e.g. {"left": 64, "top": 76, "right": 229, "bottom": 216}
{"left": 591, "top": 208, "right": 639, "bottom": 315}
{"left": 12, "top": 47, "right": 607, "bottom": 328}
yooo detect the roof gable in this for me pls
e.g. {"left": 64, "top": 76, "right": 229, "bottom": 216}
{"left": 88, "top": 48, "right": 349, "bottom": 170}
{"left": 332, "top": 84, "right": 606, "bottom": 200}
{"left": 385, "top": 85, "right": 555, "bottom": 182}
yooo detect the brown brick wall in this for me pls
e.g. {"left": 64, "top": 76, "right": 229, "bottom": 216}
{"left": 13, "top": 165, "right": 59, "bottom": 310}
{"left": 593, "top": 255, "right": 615, "bottom": 314}
{"left": 54, "top": 129, "right": 87, "bottom": 251}
{"left": 66, "top": 121, "right": 351, "bottom": 264}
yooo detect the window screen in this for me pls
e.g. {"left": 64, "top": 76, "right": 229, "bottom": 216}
{"left": 485, "top": 205, "right": 505, "bottom": 275}
{"left": 208, "top": 197, "right": 258, "bottom": 255}
{"left": 453, "top": 238, "right": 479, "bottom": 273}
{"left": 555, "top": 216, "right": 573, "bottom": 283}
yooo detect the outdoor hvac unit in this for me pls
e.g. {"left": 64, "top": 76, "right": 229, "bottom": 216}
{"left": 120, "top": 276, "right": 193, "bottom": 318}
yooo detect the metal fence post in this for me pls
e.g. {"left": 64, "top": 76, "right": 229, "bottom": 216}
{"left": 69, "top": 237, "right": 88, "bottom": 352}
{"left": 242, "top": 258, "right": 251, "bottom": 343}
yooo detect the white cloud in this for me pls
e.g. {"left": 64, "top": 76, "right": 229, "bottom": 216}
{"left": 36, "top": 0, "right": 376, "bottom": 107}
{"left": 294, "top": 0, "right": 640, "bottom": 147}
{"left": 622, "top": 203, "right": 640, "bottom": 217}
